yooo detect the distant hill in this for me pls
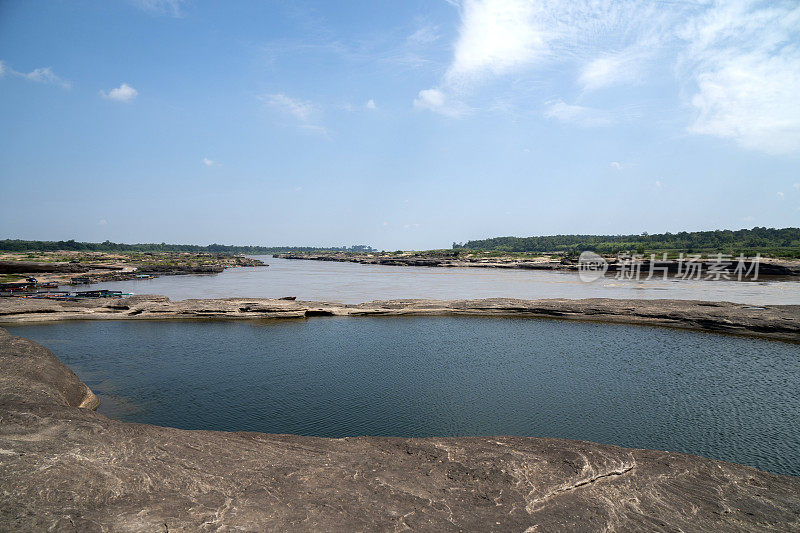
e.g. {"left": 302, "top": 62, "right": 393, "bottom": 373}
{"left": 453, "top": 227, "right": 800, "bottom": 258}
{"left": 0, "top": 240, "right": 375, "bottom": 255}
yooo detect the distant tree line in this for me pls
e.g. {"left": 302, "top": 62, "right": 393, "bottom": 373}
{"left": 0, "top": 239, "right": 376, "bottom": 254}
{"left": 453, "top": 227, "right": 800, "bottom": 258}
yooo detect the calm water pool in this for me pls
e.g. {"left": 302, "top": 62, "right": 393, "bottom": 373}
{"left": 8, "top": 318, "right": 800, "bottom": 476}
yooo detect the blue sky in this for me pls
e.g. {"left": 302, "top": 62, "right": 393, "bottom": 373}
{"left": 1, "top": 0, "right": 798, "bottom": 250}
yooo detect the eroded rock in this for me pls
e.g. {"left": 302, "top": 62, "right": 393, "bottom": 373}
{"left": 0, "top": 296, "right": 798, "bottom": 342}
{"left": 0, "top": 328, "right": 798, "bottom": 531}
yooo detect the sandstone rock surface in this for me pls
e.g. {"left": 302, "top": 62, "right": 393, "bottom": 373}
{"left": 1, "top": 295, "right": 798, "bottom": 342}
{"left": 276, "top": 252, "right": 800, "bottom": 276}
{"left": 1, "top": 328, "right": 799, "bottom": 531}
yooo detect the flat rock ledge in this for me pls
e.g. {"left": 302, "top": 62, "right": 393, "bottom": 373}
{"left": 0, "top": 295, "right": 798, "bottom": 342}
{"left": 1, "top": 328, "right": 799, "bottom": 532}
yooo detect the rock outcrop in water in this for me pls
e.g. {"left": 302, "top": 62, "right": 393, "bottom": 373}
{"left": 1, "top": 327, "right": 799, "bottom": 531}
{"left": 1, "top": 295, "right": 798, "bottom": 342}
{"left": 276, "top": 252, "right": 800, "bottom": 277}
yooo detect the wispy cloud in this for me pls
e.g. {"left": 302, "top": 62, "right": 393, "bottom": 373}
{"left": 202, "top": 158, "right": 215, "bottom": 167}
{"left": 23, "top": 67, "right": 69, "bottom": 87}
{"left": 298, "top": 124, "right": 330, "bottom": 137}
{"left": 261, "top": 93, "right": 314, "bottom": 121}
{"left": 413, "top": 89, "right": 467, "bottom": 118}
{"left": 407, "top": 25, "right": 440, "bottom": 46}
{"left": 579, "top": 48, "right": 649, "bottom": 92}
{"left": 260, "top": 93, "right": 329, "bottom": 136}
{"left": 545, "top": 100, "right": 613, "bottom": 127}
{"left": 437, "top": 0, "right": 669, "bottom": 87}
{"left": 413, "top": 0, "right": 800, "bottom": 155}
{"left": 129, "top": 0, "right": 185, "bottom": 17}
{"left": 0, "top": 60, "right": 71, "bottom": 88}
{"left": 415, "top": 0, "right": 666, "bottom": 117}
{"left": 100, "top": 83, "right": 138, "bottom": 103}
{"left": 679, "top": 0, "right": 800, "bottom": 154}
{"left": 365, "top": 99, "right": 377, "bottom": 110}
{"left": 373, "top": 22, "right": 445, "bottom": 70}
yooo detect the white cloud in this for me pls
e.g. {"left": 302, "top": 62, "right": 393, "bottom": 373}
{"left": 413, "top": 89, "right": 466, "bottom": 117}
{"left": 202, "top": 158, "right": 215, "bottom": 167}
{"left": 437, "top": 0, "right": 672, "bottom": 89}
{"left": 24, "top": 67, "right": 64, "bottom": 86}
{"left": 411, "top": 0, "right": 800, "bottom": 155}
{"left": 298, "top": 124, "right": 330, "bottom": 137}
{"left": 258, "top": 93, "right": 330, "bottom": 136}
{"left": 579, "top": 48, "right": 647, "bottom": 92}
{"left": 446, "top": 0, "right": 547, "bottom": 84}
{"left": 0, "top": 61, "right": 70, "bottom": 88}
{"left": 100, "top": 83, "right": 138, "bottom": 103}
{"left": 545, "top": 100, "right": 613, "bottom": 127}
{"left": 687, "top": 52, "right": 800, "bottom": 154}
{"left": 365, "top": 99, "right": 377, "bottom": 110}
{"left": 793, "top": 183, "right": 800, "bottom": 190}
{"left": 743, "top": 215, "right": 754, "bottom": 221}
{"left": 98, "top": 219, "right": 108, "bottom": 226}
{"left": 415, "top": 0, "right": 666, "bottom": 117}
{"left": 680, "top": 1, "right": 800, "bottom": 154}
{"left": 610, "top": 161, "right": 621, "bottom": 170}
{"left": 130, "top": 0, "right": 185, "bottom": 16}
{"left": 777, "top": 191, "right": 785, "bottom": 199}
{"left": 261, "top": 93, "right": 314, "bottom": 121}
{"left": 407, "top": 25, "right": 440, "bottom": 46}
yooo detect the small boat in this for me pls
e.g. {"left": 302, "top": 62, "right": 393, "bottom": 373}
{"left": 26, "top": 291, "right": 73, "bottom": 300}
{"left": 36, "top": 282, "right": 59, "bottom": 289}
{"left": 0, "top": 282, "right": 37, "bottom": 293}
{"left": 74, "top": 290, "right": 131, "bottom": 298}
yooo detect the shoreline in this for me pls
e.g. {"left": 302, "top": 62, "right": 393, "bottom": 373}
{"left": 1, "top": 295, "right": 798, "bottom": 342}
{"left": 276, "top": 251, "right": 800, "bottom": 277}
{"left": 2, "top": 327, "right": 799, "bottom": 530}
{"left": 0, "top": 251, "right": 264, "bottom": 287}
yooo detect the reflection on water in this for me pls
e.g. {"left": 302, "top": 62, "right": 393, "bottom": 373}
{"left": 8, "top": 318, "right": 800, "bottom": 476}
{"left": 79, "top": 256, "right": 800, "bottom": 305}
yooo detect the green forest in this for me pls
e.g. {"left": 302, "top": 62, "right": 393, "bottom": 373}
{"left": 0, "top": 240, "right": 375, "bottom": 255}
{"left": 453, "top": 227, "right": 800, "bottom": 258}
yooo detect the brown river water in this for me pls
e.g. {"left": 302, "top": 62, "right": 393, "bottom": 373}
{"left": 79, "top": 256, "right": 800, "bottom": 305}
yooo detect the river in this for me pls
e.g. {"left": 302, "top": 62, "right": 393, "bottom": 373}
{"left": 77, "top": 256, "right": 800, "bottom": 305}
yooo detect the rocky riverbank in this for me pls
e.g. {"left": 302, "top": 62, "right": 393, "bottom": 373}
{"left": 2, "top": 327, "right": 799, "bottom": 531}
{"left": 276, "top": 251, "right": 800, "bottom": 277}
{"left": 0, "top": 251, "right": 264, "bottom": 286}
{"left": 0, "top": 296, "right": 798, "bottom": 341}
